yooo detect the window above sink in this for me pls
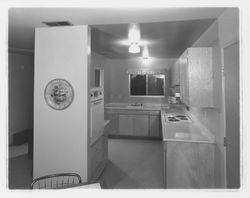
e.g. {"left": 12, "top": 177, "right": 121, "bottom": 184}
{"left": 129, "top": 73, "right": 165, "bottom": 97}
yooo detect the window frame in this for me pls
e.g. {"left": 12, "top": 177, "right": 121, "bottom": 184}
{"left": 128, "top": 73, "right": 165, "bottom": 98}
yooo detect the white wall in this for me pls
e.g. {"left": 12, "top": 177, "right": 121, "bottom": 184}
{"left": 218, "top": 8, "right": 239, "bottom": 48}
{"left": 90, "top": 52, "right": 107, "bottom": 87}
{"left": 90, "top": 52, "right": 110, "bottom": 103}
{"left": 34, "top": 26, "right": 89, "bottom": 182}
{"left": 8, "top": 52, "right": 34, "bottom": 144}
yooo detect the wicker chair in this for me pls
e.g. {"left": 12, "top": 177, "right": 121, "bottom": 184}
{"left": 30, "top": 173, "right": 82, "bottom": 189}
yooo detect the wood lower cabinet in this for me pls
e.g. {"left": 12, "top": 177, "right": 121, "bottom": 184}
{"left": 149, "top": 113, "right": 161, "bottom": 137}
{"left": 163, "top": 141, "right": 215, "bottom": 188}
{"left": 119, "top": 114, "right": 149, "bottom": 136}
{"left": 105, "top": 108, "right": 161, "bottom": 138}
{"left": 132, "top": 115, "right": 149, "bottom": 136}
{"left": 119, "top": 115, "right": 134, "bottom": 135}
{"left": 104, "top": 111, "right": 118, "bottom": 135}
{"left": 89, "top": 131, "right": 108, "bottom": 182}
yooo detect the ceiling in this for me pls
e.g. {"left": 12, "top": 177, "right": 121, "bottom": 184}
{"left": 8, "top": 8, "right": 226, "bottom": 59}
{"left": 91, "top": 19, "right": 215, "bottom": 59}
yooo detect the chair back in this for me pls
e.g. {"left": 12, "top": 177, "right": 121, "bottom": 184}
{"left": 30, "top": 173, "right": 82, "bottom": 189}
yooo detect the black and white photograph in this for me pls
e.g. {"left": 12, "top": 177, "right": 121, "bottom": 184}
{"left": 1, "top": 0, "right": 249, "bottom": 197}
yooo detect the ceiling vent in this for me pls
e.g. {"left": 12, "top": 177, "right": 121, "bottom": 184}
{"left": 43, "top": 21, "right": 73, "bottom": 27}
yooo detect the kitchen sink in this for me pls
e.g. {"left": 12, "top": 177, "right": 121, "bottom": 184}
{"left": 126, "top": 103, "right": 143, "bottom": 109}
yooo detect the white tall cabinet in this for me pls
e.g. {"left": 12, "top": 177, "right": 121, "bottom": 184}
{"left": 34, "top": 26, "right": 93, "bottom": 182}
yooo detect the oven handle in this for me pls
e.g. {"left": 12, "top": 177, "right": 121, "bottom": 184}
{"left": 92, "top": 99, "right": 103, "bottom": 105}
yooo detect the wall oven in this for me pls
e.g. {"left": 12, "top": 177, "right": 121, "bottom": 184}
{"left": 90, "top": 88, "right": 104, "bottom": 145}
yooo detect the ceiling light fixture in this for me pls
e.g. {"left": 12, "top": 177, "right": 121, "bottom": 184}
{"left": 128, "top": 24, "right": 140, "bottom": 43}
{"left": 129, "top": 43, "right": 140, "bottom": 53}
{"left": 128, "top": 24, "right": 141, "bottom": 54}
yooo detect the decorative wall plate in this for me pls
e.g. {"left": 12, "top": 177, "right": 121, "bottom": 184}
{"left": 44, "top": 79, "right": 74, "bottom": 110}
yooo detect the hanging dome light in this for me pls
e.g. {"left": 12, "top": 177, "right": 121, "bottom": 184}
{"left": 129, "top": 43, "right": 140, "bottom": 53}
{"left": 128, "top": 24, "right": 141, "bottom": 53}
{"left": 128, "top": 24, "right": 140, "bottom": 43}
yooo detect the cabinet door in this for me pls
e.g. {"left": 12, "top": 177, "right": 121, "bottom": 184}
{"left": 188, "top": 48, "right": 213, "bottom": 107}
{"left": 105, "top": 112, "right": 118, "bottom": 135}
{"left": 179, "top": 52, "right": 187, "bottom": 104}
{"left": 133, "top": 115, "right": 149, "bottom": 136}
{"left": 90, "top": 133, "right": 108, "bottom": 181}
{"left": 179, "top": 47, "right": 213, "bottom": 107}
{"left": 171, "top": 60, "right": 180, "bottom": 87}
{"left": 179, "top": 50, "right": 189, "bottom": 106}
{"left": 166, "top": 141, "right": 214, "bottom": 188}
{"left": 119, "top": 115, "right": 133, "bottom": 135}
{"left": 90, "top": 100, "right": 104, "bottom": 145}
{"left": 149, "top": 115, "right": 160, "bottom": 137}
{"left": 90, "top": 137, "right": 104, "bottom": 177}
{"left": 174, "top": 60, "right": 180, "bottom": 85}
{"left": 171, "top": 63, "right": 176, "bottom": 87}
{"left": 103, "top": 132, "right": 108, "bottom": 163}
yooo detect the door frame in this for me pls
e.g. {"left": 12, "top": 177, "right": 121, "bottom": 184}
{"left": 221, "top": 47, "right": 227, "bottom": 188}
{"left": 221, "top": 40, "right": 241, "bottom": 188}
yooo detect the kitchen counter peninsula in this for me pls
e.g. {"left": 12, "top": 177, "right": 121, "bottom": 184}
{"left": 161, "top": 104, "right": 215, "bottom": 189}
{"left": 104, "top": 103, "right": 167, "bottom": 139}
{"left": 161, "top": 105, "right": 214, "bottom": 143}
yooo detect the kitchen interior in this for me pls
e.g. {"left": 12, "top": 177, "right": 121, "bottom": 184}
{"left": 8, "top": 7, "right": 240, "bottom": 189}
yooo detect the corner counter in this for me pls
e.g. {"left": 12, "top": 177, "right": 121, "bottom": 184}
{"left": 161, "top": 105, "right": 215, "bottom": 143}
{"left": 161, "top": 104, "right": 215, "bottom": 189}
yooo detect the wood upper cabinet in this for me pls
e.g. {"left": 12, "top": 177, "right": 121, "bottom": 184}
{"left": 171, "top": 59, "right": 180, "bottom": 87}
{"left": 179, "top": 47, "right": 213, "bottom": 107}
{"left": 179, "top": 50, "right": 189, "bottom": 106}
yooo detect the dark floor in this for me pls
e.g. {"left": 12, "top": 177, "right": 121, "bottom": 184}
{"left": 8, "top": 139, "right": 164, "bottom": 189}
{"left": 100, "top": 139, "right": 164, "bottom": 189}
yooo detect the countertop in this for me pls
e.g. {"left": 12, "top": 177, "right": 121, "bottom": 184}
{"left": 104, "top": 102, "right": 214, "bottom": 143}
{"left": 104, "top": 120, "right": 110, "bottom": 127}
{"left": 161, "top": 105, "right": 215, "bottom": 143}
{"left": 105, "top": 102, "right": 168, "bottom": 111}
